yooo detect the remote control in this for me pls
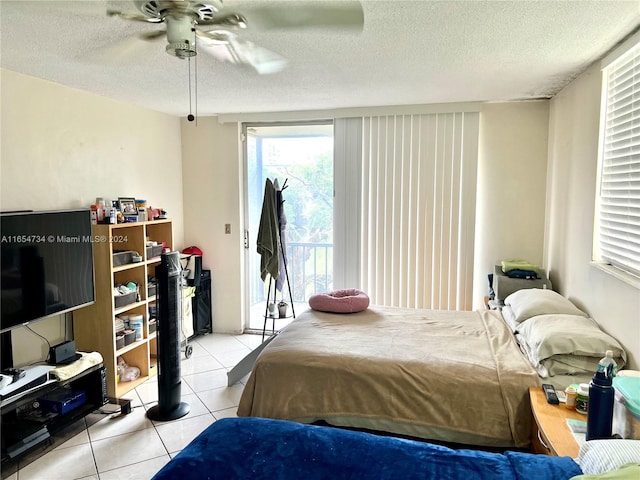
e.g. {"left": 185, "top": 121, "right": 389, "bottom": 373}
{"left": 2, "top": 368, "right": 25, "bottom": 382}
{"left": 542, "top": 384, "right": 559, "bottom": 405}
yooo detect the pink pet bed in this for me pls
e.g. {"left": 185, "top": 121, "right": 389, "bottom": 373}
{"left": 308, "top": 289, "right": 370, "bottom": 313}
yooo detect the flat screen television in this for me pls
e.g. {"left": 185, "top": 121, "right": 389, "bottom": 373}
{"left": 0, "top": 209, "right": 95, "bottom": 333}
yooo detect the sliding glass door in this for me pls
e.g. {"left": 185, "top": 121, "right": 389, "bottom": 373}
{"left": 243, "top": 122, "right": 334, "bottom": 331}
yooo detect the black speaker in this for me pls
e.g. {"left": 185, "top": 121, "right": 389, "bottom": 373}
{"left": 192, "top": 270, "right": 212, "bottom": 335}
{"left": 147, "top": 252, "right": 189, "bottom": 421}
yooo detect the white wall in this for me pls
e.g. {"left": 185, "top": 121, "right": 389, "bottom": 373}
{"left": 1, "top": 69, "right": 184, "bottom": 366}
{"left": 546, "top": 64, "right": 640, "bottom": 369}
{"left": 180, "top": 118, "right": 244, "bottom": 333}
{"left": 473, "top": 102, "right": 550, "bottom": 308}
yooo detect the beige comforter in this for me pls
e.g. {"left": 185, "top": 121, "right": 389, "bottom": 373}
{"left": 238, "top": 307, "right": 540, "bottom": 448}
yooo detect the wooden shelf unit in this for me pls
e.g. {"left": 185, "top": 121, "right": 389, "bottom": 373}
{"left": 73, "top": 219, "right": 172, "bottom": 398}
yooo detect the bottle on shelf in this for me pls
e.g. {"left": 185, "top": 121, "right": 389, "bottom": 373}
{"left": 586, "top": 350, "right": 617, "bottom": 440}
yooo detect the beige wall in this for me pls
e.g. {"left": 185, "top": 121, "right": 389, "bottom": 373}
{"left": 180, "top": 118, "right": 244, "bottom": 333}
{"left": 1, "top": 69, "right": 184, "bottom": 366}
{"left": 546, "top": 64, "right": 640, "bottom": 369}
{"left": 181, "top": 104, "right": 551, "bottom": 330}
{"left": 5, "top": 67, "right": 636, "bottom": 370}
{"left": 474, "top": 102, "right": 550, "bottom": 308}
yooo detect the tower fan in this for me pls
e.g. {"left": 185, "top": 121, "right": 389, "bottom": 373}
{"left": 147, "top": 251, "right": 190, "bottom": 421}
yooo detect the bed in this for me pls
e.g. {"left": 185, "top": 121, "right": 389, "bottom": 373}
{"left": 237, "top": 289, "right": 627, "bottom": 449}
{"left": 237, "top": 306, "right": 540, "bottom": 448}
{"left": 151, "top": 417, "right": 587, "bottom": 480}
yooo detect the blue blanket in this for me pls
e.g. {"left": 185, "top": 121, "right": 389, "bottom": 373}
{"left": 152, "top": 418, "right": 582, "bottom": 480}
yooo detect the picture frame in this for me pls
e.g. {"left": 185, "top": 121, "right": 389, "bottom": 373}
{"left": 118, "top": 197, "right": 137, "bottom": 215}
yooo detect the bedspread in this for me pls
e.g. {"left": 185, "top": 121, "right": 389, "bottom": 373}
{"left": 237, "top": 307, "right": 540, "bottom": 447}
{"left": 151, "top": 418, "right": 583, "bottom": 480}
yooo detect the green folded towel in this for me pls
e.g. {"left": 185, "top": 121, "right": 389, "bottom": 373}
{"left": 501, "top": 259, "right": 539, "bottom": 275}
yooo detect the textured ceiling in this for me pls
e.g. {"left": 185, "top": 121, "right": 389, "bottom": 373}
{"left": 1, "top": 0, "right": 639, "bottom": 116}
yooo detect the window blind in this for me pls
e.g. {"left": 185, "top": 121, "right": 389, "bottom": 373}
{"left": 598, "top": 41, "right": 640, "bottom": 278}
{"left": 360, "top": 113, "right": 479, "bottom": 310}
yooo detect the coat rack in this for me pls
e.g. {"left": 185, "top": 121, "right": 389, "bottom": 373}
{"left": 261, "top": 178, "right": 295, "bottom": 340}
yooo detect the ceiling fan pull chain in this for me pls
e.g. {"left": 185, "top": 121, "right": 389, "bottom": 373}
{"left": 187, "top": 51, "right": 195, "bottom": 122}
{"left": 194, "top": 32, "right": 198, "bottom": 126}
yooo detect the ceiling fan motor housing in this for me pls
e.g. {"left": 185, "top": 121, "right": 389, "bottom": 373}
{"left": 135, "top": 1, "right": 223, "bottom": 58}
{"left": 166, "top": 16, "right": 197, "bottom": 58}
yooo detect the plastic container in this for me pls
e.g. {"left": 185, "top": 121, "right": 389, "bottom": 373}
{"left": 115, "top": 333, "right": 125, "bottom": 350}
{"left": 586, "top": 350, "right": 617, "bottom": 440}
{"left": 122, "top": 329, "right": 136, "bottom": 346}
{"left": 576, "top": 383, "right": 589, "bottom": 414}
{"left": 565, "top": 385, "right": 577, "bottom": 410}
{"left": 129, "top": 314, "right": 143, "bottom": 341}
{"left": 612, "top": 376, "right": 640, "bottom": 439}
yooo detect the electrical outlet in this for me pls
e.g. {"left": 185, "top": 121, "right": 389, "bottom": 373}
{"left": 225, "top": 224, "right": 231, "bottom": 234}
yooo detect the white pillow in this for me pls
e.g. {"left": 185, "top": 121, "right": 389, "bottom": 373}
{"left": 500, "top": 305, "right": 518, "bottom": 331}
{"left": 504, "top": 288, "right": 588, "bottom": 323}
{"left": 577, "top": 440, "right": 640, "bottom": 474}
{"left": 515, "top": 314, "right": 626, "bottom": 365}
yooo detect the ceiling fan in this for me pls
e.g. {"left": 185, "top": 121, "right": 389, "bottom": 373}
{"left": 107, "top": 0, "right": 364, "bottom": 74}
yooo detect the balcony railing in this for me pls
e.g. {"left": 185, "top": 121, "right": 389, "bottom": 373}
{"left": 251, "top": 242, "right": 333, "bottom": 304}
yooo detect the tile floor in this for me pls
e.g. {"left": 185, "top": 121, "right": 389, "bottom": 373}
{"left": 3, "top": 333, "right": 264, "bottom": 480}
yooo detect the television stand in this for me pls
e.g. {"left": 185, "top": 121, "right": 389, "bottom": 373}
{"left": 1, "top": 363, "right": 107, "bottom": 470}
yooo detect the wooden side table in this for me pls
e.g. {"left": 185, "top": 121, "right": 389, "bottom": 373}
{"left": 529, "top": 386, "right": 586, "bottom": 457}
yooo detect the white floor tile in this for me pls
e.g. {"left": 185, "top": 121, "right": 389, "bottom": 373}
{"left": 17, "top": 443, "right": 97, "bottom": 480}
{"left": 155, "top": 413, "right": 215, "bottom": 454}
{"left": 212, "top": 347, "right": 252, "bottom": 368}
{"left": 180, "top": 353, "right": 224, "bottom": 375}
{"left": 181, "top": 368, "right": 228, "bottom": 393}
{"left": 234, "top": 333, "right": 265, "bottom": 349}
{"left": 75, "top": 476, "right": 99, "bottom": 480}
{"left": 194, "top": 333, "right": 248, "bottom": 354}
{"left": 92, "top": 427, "right": 167, "bottom": 473}
{"left": 134, "top": 379, "right": 160, "bottom": 406}
{"left": 88, "top": 403, "right": 154, "bottom": 442}
{"left": 184, "top": 340, "right": 211, "bottom": 358}
{"left": 3, "top": 471, "right": 17, "bottom": 480}
{"left": 120, "top": 391, "right": 144, "bottom": 408}
{"left": 212, "top": 407, "right": 238, "bottom": 420}
{"left": 149, "top": 393, "right": 210, "bottom": 425}
{"left": 53, "top": 428, "right": 90, "bottom": 450}
{"left": 196, "top": 384, "right": 244, "bottom": 412}
{"left": 98, "top": 455, "right": 171, "bottom": 480}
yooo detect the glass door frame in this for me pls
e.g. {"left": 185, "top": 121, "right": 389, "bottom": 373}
{"left": 241, "top": 120, "right": 335, "bottom": 332}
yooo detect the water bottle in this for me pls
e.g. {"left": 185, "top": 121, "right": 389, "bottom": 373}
{"left": 586, "top": 350, "right": 617, "bottom": 440}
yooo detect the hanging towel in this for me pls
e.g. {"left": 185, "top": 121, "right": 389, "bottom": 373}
{"left": 501, "top": 260, "right": 540, "bottom": 275}
{"left": 257, "top": 179, "right": 280, "bottom": 282}
{"left": 274, "top": 179, "right": 288, "bottom": 292}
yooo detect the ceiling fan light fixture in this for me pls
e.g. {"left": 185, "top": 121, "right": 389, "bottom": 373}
{"left": 166, "top": 41, "right": 197, "bottom": 58}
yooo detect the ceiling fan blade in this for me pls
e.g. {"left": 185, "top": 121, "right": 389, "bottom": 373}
{"left": 107, "top": 9, "right": 163, "bottom": 23}
{"left": 231, "top": 1, "right": 364, "bottom": 31}
{"left": 197, "top": 12, "right": 248, "bottom": 29}
{"left": 196, "top": 30, "right": 288, "bottom": 75}
{"left": 139, "top": 30, "right": 167, "bottom": 41}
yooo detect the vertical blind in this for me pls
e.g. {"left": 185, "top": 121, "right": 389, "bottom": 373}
{"left": 360, "top": 113, "right": 479, "bottom": 310}
{"left": 599, "top": 41, "right": 640, "bottom": 278}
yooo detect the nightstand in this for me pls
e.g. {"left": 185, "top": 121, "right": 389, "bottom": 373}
{"left": 529, "top": 386, "right": 586, "bottom": 457}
